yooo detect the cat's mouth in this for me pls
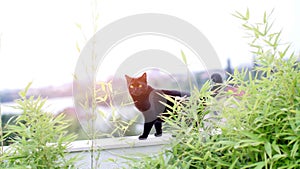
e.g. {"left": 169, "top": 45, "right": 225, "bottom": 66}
{"left": 130, "top": 91, "right": 144, "bottom": 96}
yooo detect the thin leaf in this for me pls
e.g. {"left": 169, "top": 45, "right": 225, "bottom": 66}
{"left": 245, "top": 8, "right": 250, "bottom": 20}
{"left": 254, "top": 162, "right": 265, "bottom": 169}
{"left": 181, "top": 50, "right": 187, "bottom": 65}
{"left": 264, "top": 142, "right": 272, "bottom": 158}
{"left": 291, "top": 141, "right": 298, "bottom": 158}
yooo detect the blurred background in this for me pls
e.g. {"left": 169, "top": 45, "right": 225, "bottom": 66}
{"left": 1, "top": 0, "right": 299, "bottom": 141}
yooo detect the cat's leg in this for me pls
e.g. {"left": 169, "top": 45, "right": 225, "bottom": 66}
{"left": 154, "top": 119, "right": 162, "bottom": 137}
{"left": 139, "top": 121, "right": 155, "bottom": 140}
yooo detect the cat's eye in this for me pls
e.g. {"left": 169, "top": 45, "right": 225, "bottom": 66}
{"left": 130, "top": 85, "right": 134, "bottom": 89}
{"left": 138, "top": 84, "right": 143, "bottom": 88}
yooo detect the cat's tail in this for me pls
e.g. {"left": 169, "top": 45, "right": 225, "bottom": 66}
{"left": 161, "top": 90, "right": 190, "bottom": 97}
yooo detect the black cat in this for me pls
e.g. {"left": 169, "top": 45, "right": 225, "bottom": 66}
{"left": 210, "top": 73, "right": 223, "bottom": 97}
{"left": 125, "top": 73, "right": 190, "bottom": 140}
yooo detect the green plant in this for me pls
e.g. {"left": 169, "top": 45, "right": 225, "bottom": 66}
{"left": 128, "top": 9, "right": 300, "bottom": 169}
{"left": 95, "top": 81, "right": 139, "bottom": 138}
{"left": 0, "top": 83, "right": 79, "bottom": 169}
{"left": 75, "top": 80, "right": 139, "bottom": 168}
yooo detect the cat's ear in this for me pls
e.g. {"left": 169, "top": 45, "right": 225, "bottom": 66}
{"left": 140, "top": 72, "right": 147, "bottom": 82}
{"left": 125, "top": 75, "right": 131, "bottom": 84}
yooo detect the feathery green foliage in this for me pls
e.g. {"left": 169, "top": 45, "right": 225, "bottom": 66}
{"left": 0, "top": 83, "right": 79, "bottom": 169}
{"left": 128, "top": 9, "right": 300, "bottom": 169}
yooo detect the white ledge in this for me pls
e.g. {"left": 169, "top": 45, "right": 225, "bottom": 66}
{"left": 1, "top": 134, "right": 172, "bottom": 169}
{"left": 68, "top": 133, "right": 172, "bottom": 152}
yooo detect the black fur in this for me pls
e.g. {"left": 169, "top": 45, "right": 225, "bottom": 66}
{"left": 125, "top": 73, "right": 190, "bottom": 140}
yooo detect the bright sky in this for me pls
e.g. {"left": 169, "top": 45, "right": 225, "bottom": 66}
{"left": 0, "top": 0, "right": 299, "bottom": 89}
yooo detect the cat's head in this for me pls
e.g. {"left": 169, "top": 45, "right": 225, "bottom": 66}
{"left": 125, "top": 72, "right": 149, "bottom": 96}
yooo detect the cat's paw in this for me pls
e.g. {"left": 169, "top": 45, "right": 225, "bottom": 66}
{"left": 154, "top": 133, "right": 162, "bottom": 137}
{"left": 138, "top": 135, "right": 148, "bottom": 140}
